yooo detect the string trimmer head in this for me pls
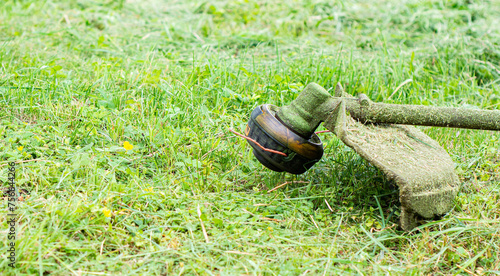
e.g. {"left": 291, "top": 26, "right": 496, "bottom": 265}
{"left": 245, "top": 83, "right": 500, "bottom": 230}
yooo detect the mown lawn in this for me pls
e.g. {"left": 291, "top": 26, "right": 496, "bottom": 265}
{"left": 1, "top": 0, "right": 499, "bottom": 275}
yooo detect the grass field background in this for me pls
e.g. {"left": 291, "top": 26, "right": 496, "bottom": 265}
{"left": 1, "top": 0, "right": 499, "bottom": 274}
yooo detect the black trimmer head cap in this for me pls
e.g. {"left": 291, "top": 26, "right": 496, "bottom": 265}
{"left": 245, "top": 104, "right": 323, "bottom": 174}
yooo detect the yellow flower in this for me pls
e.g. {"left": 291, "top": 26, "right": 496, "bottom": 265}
{"left": 103, "top": 207, "right": 112, "bottom": 218}
{"left": 123, "top": 141, "right": 133, "bottom": 151}
{"left": 17, "top": 146, "right": 24, "bottom": 151}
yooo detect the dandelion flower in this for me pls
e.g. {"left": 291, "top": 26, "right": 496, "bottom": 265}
{"left": 103, "top": 207, "right": 112, "bottom": 218}
{"left": 123, "top": 141, "right": 133, "bottom": 151}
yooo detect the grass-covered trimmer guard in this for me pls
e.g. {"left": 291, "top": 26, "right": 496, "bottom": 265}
{"left": 245, "top": 83, "right": 500, "bottom": 231}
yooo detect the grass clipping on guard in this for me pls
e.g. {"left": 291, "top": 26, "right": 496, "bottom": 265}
{"left": 325, "top": 100, "right": 459, "bottom": 231}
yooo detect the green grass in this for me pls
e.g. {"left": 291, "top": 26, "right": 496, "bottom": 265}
{"left": 1, "top": 0, "right": 499, "bottom": 274}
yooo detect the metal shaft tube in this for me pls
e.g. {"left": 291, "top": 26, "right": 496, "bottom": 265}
{"left": 346, "top": 102, "right": 500, "bottom": 131}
